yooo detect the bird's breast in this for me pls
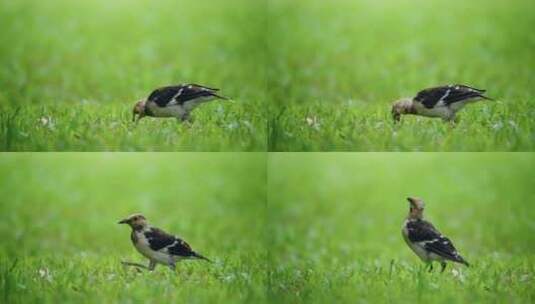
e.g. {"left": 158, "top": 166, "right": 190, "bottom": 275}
{"left": 147, "top": 102, "right": 185, "bottom": 118}
{"left": 132, "top": 230, "right": 174, "bottom": 264}
{"left": 415, "top": 103, "right": 452, "bottom": 118}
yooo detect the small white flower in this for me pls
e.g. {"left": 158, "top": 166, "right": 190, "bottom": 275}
{"left": 508, "top": 120, "right": 519, "bottom": 131}
{"left": 451, "top": 268, "right": 465, "bottom": 283}
{"left": 38, "top": 116, "right": 55, "bottom": 130}
{"left": 492, "top": 122, "right": 503, "bottom": 130}
{"left": 305, "top": 116, "right": 321, "bottom": 130}
{"left": 226, "top": 122, "right": 239, "bottom": 130}
{"left": 38, "top": 268, "right": 53, "bottom": 282}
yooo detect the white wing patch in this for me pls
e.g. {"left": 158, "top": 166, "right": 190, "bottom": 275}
{"left": 436, "top": 89, "right": 451, "bottom": 107}
{"left": 167, "top": 88, "right": 184, "bottom": 106}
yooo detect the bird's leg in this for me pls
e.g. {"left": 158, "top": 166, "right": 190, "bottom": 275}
{"left": 121, "top": 261, "right": 150, "bottom": 270}
{"left": 440, "top": 262, "right": 447, "bottom": 273}
{"left": 168, "top": 262, "right": 176, "bottom": 271}
{"left": 148, "top": 260, "right": 157, "bottom": 271}
{"left": 179, "top": 112, "right": 193, "bottom": 123}
{"left": 427, "top": 262, "right": 433, "bottom": 272}
{"left": 444, "top": 113, "right": 458, "bottom": 126}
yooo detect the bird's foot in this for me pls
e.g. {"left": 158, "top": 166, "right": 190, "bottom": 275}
{"left": 178, "top": 113, "right": 194, "bottom": 124}
{"left": 440, "top": 262, "right": 447, "bottom": 273}
{"left": 182, "top": 121, "right": 193, "bottom": 128}
{"left": 444, "top": 116, "right": 459, "bottom": 127}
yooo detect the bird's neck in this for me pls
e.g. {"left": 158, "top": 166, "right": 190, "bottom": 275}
{"left": 402, "top": 101, "right": 417, "bottom": 115}
{"left": 144, "top": 103, "right": 154, "bottom": 116}
{"left": 132, "top": 224, "right": 148, "bottom": 232}
{"left": 407, "top": 213, "right": 423, "bottom": 220}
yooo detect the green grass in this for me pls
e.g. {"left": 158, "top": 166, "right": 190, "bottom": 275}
{"left": 267, "top": 153, "right": 535, "bottom": 303}
{"left": 3, "top": 0, "right": 534, "bottom": 151}
{"left": 0, "top": 0, "right": 266, "bottom": 151}
{"left": 1, "top": 153, "right": 535, "bottom": 303}
{"left": 0, "top": 153, "right": 267, "bottom": 303}
{"left": 267, "top": 0, "right": 535, "bottom": 151}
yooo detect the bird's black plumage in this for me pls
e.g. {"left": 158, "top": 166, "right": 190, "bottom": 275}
{"left": 148, "top": 84, "right": 226, "bottom": 107}
{"left": 144, "top": 227, "right": 192, "bottom": 254}
{"left": 143, "top": 227, "right": 211, "bottom": 261}
{"left": 414, "top": 84, "right": 491, "bottom": 109}
{"left": 406, "top": 219, "right": 468, "bottom": 265}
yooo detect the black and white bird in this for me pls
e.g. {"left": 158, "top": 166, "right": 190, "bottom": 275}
{"left": 391, "top": 84, "right": 493, "bottom": 122}
{"left": 401, "top": 197, "right": 469, "bottom": 272}
{"left": 118, "top": 213, "right": 211, "bottom": 271}
{"left": 132, "top": 83, "right": 228, "bottom": 122}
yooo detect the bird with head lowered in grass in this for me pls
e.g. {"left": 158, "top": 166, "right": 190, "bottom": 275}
{"left": 391, "top": 84, "right": 493, "bottom": 122}
{"left": 401, "top": 197, "right": 469, "bottom": 272}
{"left": 132, "top": 83, "right": 228, "bottom": 123}
{"left": 118, "top": 213, "right": 211, "bottom": 271}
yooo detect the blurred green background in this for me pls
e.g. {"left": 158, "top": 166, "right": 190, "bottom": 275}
{"left": 0, "top": 0, "right": 266, "bottom": 151}
{"left": 267, "top": 0, "right": 535, "bottom": 151}
{"left": 0, "top": 153, "right": 267, "bottom": 303}
{"left": 268, "top": 153, "right": 535, "bottom": 303}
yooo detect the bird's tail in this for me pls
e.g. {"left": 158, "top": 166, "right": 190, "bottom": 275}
{"left": 479, "top": 94, "right": 494, "bottom": 101}
{"left": 192, "top": 252, "right": 212, "bottom": 263}
{"left": 456, "top": 256, "right": 470, "bottom": 267}
{"left": 211, "top": 93, "right": 229, "bottom": 100}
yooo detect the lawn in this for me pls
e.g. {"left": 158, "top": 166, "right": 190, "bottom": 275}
{"left": 267, "top": 153, "right": 535, "bottom": 303}
{"left": 267, "top": 0, "right": 535, "bottom": 151}
{"left": 0, "top": 153, "right": 267, "bottom": 303}
{"left": 0, "top": 0, "right": 266, "bottom": 151}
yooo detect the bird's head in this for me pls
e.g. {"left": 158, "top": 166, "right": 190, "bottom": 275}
{"left": 391, "top": 98, "right": 413, "bottom": 122}
{"left": 118, "top": 213, "right": 148, "bottom": 230}
{"left": 132, "top": 100, "right": 146, "bottom": 122}
{"left": 407, "top": 197, "right": 425, "bottom": 219}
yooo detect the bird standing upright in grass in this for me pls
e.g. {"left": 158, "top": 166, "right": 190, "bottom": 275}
{"left": 132, "top": 83, "right": 228, "bottom": 122}
{"left": 401, "top": 197, "right": 469, "bottom": 272}
{"left": 391, "top": 84, "right": 493, "bottom": 122}
{"left": 118, "top": 213, "right": 211, "bottom": 271}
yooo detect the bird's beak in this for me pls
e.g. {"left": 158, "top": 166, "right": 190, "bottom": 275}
{"left": 133, "top": 112, "right": 144, "bottom": 123}
{"left": 407, "top": 197, "right": 416, "bottom": 206}
{"left": 392, "top": 109, "right": 401, "bottom": 122}
{"left": 118, "top": 219, "right": 128, "bottom": 224}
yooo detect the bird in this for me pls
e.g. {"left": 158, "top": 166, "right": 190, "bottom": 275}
{"left": 391, "top": 84, "right": 493, "bottom": 122}
{"left": 132, "top": 83, "right": 228, "bottom": 122}
{"left": 118, "top": 213, "right": 211, "bottom": 271}
{"left": 401, "top": 197, "right": 469, "bottom": 272}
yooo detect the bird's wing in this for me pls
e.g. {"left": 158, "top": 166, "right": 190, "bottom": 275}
{"left": 173, "top": 83, "right": 226, "bottom": 103}
{"left": 414, "top": 84, "right": 490, "bottom": 109}
{"left": 144, "top": 227, "right": 195, "bottom": 257}
{"left": 144, "top": 227, "right": 177, "bottom": 251}
{"left": 406, "top": 220, "right": 465, "bottom": 263}
{"left": 147, "top": 84, "right": 225, "bottom": 107}
{"left": 166, "top": 237, "right": 195, "bottom": 257}
{"left": 147, "top": 86, "right": 183, "bottom": 107}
